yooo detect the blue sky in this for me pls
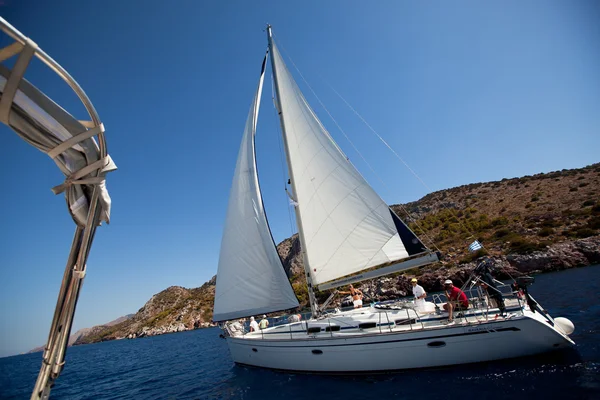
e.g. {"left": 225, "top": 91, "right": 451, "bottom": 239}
{"left": 0, "top": 1, "right": 598, "bottom": 357}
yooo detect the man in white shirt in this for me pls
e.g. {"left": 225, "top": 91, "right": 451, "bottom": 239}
{"left": 249, "top": 316, "right": 259, "bottom": 332}
{"left": 411, "top": 278, "right": 427, "bottom": 311}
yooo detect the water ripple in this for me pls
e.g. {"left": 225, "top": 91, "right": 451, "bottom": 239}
{"left": 2, "top": 265, "right": 600, "bottom": 400}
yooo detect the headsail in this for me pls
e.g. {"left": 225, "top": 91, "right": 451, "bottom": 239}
{"left": 213, "top": 53, "right": 299, "bottom": 322}
{"left": 270, "top": 43, "right": 436, "bottom": 289}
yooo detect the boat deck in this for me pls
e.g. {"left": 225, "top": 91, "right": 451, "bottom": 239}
{"left": 229, "top": 288, "right": 527, "bottom": 341}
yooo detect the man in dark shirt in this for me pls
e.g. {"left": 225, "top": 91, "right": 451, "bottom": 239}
{"left": 443, "top": 279, "right": 469, "bottom": 324}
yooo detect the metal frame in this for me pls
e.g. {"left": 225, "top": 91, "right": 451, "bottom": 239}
{"left": 0, "top": 17, "right": 108, "bottom": 400}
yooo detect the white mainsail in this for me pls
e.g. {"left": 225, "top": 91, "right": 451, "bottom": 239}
{"left": 271, "top": 43, "right": 430, "bottom": 287}
{"left": 213, "top": 54, "right": 299, "bottom": 322}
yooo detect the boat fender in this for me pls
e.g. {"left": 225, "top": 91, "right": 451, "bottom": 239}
{"left": 554, "top": 317, "right": 575, "bottom": 335}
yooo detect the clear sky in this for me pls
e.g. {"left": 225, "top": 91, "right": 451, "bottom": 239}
{"left": 0, "top": 1, "right": 598, "bottom": 357}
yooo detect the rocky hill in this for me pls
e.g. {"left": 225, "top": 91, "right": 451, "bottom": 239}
{"left": 73, "top": 278, "right": 216, "bottom": 345}
{"left": 28, "top": 314, "right": 134, "bottom": 353}
{"left": 75, "top": 163, "right": 600, "bottom": 344}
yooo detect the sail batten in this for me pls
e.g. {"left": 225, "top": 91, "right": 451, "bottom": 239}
{"left": 213, "top": 52, "right": 299, "bottom": 322}
{"left": 270, "top": 42, "right": 432, "bottom": 286}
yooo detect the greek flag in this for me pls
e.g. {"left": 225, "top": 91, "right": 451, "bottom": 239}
{"left": 468, "top": 240, "right": 483, "bottom": 253}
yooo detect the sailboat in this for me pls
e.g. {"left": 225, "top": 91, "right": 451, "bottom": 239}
{"left": 213, "top": 26, "right": 575, "bottom": 373}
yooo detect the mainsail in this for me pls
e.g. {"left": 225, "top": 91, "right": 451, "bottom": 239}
{"left": 270, "top": 43, "right": 435, "bottom": 289}
{"left": 213, "top": 53, "right": 299, "bottom": 322}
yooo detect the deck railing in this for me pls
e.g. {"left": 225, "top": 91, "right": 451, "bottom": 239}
{"left": 223, "top": 282, "right": 526, "bottom": 340}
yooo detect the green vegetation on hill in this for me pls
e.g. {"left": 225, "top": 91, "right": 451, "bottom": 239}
{"left": 392, "top": 163, "right": 600, "bottom": 262}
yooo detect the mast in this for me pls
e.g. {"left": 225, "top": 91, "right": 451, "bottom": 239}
{"left": 266, "top": 25, "right": 320, "bottom": 318}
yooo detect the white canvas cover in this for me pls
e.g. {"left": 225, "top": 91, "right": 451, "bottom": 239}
{"left": 0, "top": 70, "right": 115, "bottom": 226}
{"left": 213, "top": 55, "right": 299, "bottom": 322}
{"left": 271, "top": 44, "right": 412, "bottom": 286}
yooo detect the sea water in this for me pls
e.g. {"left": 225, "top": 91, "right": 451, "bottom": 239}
{"left": 1, "top": 265, "right": 599, "bottom": 400}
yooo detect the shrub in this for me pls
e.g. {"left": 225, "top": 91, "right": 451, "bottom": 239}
{"left": 541, "top": 219, "right": 560, "bottom": 228}
{"left": 538, "top": 227, "right": 554, "bottom": 237}
{"left": 292, "top": 282, "right": 308, "bottom": 303}
{"left": 491, "top": 217, "right": 509, "bottom": 227}
{"left": 494, "top": 228, "right": 511, "bottom": 238}
{"left": 569, "top": 187, "right": 578, "bottom": 192}
{"left": 565, "top": 227, "right": 596, "bottom": 238}
{"left": 579, "top": 182, "right": 589, "bottom": 188}
{"left": 587, "top": 216, "right": 600, "bottom": 230}
{"left": 582, "top": 200, "right": 595, "bottom": 207}
{"left": 458, "top": 248, "right": 489, "bottom": 264}
{"left": 509, "top": 237, "right": 546, "bottom": 254}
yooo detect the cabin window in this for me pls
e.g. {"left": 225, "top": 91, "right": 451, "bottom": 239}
{"left": 427, "top": 341, "right": 446, "bottom": 348}
{"left": 496, "top": 327, "right": 520, "bottom": 332}
{"left": 359, "top": 322, "right": 377, "bottom": 329}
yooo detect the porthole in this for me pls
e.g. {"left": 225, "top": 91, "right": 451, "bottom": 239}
{"left": 427, "top": 341, "right": 446, "bottom": 348}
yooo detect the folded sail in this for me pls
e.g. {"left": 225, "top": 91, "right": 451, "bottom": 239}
{"left": 271, "top": 44, "right": 432, "bottom": 288}
{"left": 213, "top": 54, "right": 299, "bottom": 322}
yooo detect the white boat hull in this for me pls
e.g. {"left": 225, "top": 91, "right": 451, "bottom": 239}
{"left": 225, "top": 311, "right": 574, "bottom": 372}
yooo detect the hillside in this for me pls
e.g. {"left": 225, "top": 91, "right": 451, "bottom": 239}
{"left": 28, "top": 314, "right": 134, "bottom": 353}
{"left": 74, "top": 279, "right": 216, "bottom": 345}
{"left": 75, "top": 163, "right": 600, "bottom": 344}
{"left": 396, "top": 163, "right": 600, "bottom": 262}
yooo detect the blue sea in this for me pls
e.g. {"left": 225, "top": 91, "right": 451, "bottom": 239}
{"left": 2, "top": 265, "right": 599, "bottom": 400}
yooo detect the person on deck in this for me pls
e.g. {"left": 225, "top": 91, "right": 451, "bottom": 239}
{"left": 411, "top": 278, "right": 427, "bottom": 311}
{"left": 340, "top": 284, "right": 364, "bottom": 308}
{"left": 259, "top": 315, "right": 269, "bottom": 330}
{"left": 443, "top": 279, "right": 469, "bottom": 324}
{"left": 288, "top": 313, "right": 302, "bottom": 323}
{"left": 249, "top": 316, "right": 259, "bottom": 332}
{"left": 480, "top": 278, "right": 506, "bottom": 316}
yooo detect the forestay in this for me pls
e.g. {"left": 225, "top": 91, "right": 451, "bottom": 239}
{"left": 213, "top": 53, "right": 299, "bottom": 322}
{"left": 271, "top": 43, "right": 429, "bottom": 287}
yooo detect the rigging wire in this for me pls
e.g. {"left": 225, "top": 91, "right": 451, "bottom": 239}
{"left": 321, "top": 78, "right": 488, "bottom": 252}
{"left": 322, "top": 79, "right": 490, "bottom": 253}
{"left": 274, "top": 36, "right": 445, "bottom": 253}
